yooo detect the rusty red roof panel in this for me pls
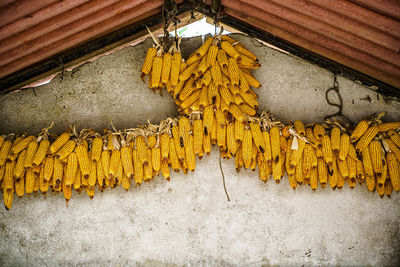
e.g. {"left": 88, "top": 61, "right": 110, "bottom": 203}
{"left": 220, "top": 0, "right": 400, "bottom": 87}
{"left": 0, "top": 0, "right": 399, "bottom": 88}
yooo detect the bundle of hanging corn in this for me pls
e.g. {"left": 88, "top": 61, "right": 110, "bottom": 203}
{"left": 1, "top": 112, "right": 399, "bottom": 210}
{"left": 141, "top": 28, "right": 261, "bottom": 119}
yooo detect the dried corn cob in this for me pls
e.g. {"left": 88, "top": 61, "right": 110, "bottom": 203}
{"left": 356, "top": 126, "right": 378, "bottom": 152}
{"left": 377, "top": 122, "right": 400, "bottom": 132}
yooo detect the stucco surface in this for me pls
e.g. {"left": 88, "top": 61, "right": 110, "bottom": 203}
{"left": 0, "top": 34, "right": 399, "bottom": 266}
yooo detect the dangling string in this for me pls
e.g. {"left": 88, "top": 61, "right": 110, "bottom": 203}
{"left": 324, "top": 73, "right": 353, "bottom": 129}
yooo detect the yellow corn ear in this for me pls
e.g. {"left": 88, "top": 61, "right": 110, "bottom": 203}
{"left": 217, "top": 49, "right": 229, "bottom": 70}
{"left": 169, "top": 137, "right": 181, "bottom": 172}
{"left": 13, "top": 149, "right": 26, "bottom": 180}
{"left": 132, "top": 149, "right": 143, "bottom": 185}
{"left": 328, "top": 157, "right": 338, "bottom": 189}
{"left": 285, "top": 139, "right": 295, "bottom": 176}
{"left": 377, "top": 122, "right": 400, "bottom": 132}
{"left": 235, "top": 144, "right": 243, "bottom": 172}
{"left": 144, "top": 148, "right": 153, "bottom": 182}
{"left": 290, "top": 138, "right": 306, "bottom": 167}
{"left": 336, "top": 162, "right": 345, "bottom": 189}
{"left": 109, "top": 150, "right": 121, "bottom": 178}
{"left": 121, "top": 146, "right": 133, "bottom": 178}
{"left": 330, "top": 127, "right": 341, "bottom": 156}
{"left": 303, "top": 144, "right": 313, "bottom": 179}
{"left": 201, "top": 69, "right": 212, "bottom": 87}
{"left": 0, "top": 140, "right": 12, "bottom": 166}
{"left": 172, "top": 125, "right": 185, "bottom": 161}
{"left": 388, "top": 130, "right": 400, "bottom": 147}
{"left": 321, "top": 135, "right": 334, "bottom": 166}
{"left": 179, "top": 77, "right": 195, "bottom": 101}
{"left": 161, "top": 52, "right": 172, "bottom": 86}
{"left": 65, "top": 152, "right": 77, "bottom": 186}
{"left": 262, "top": 130, "right": 272, "bottom": 164}
{"left": 3, "top": 160, "right": 15, "bottom": 190}
{"left": 356, "top": 159, "right": 365, "bottom": 184}
{"left": 310, "top": 167, "right": 318, "bottom": 190}
{"left": 50, "top": 132, "right": 70, "bottom": 154}
{"left": 206, "top": 44, "right": 218, "bottom": 66}
{"left": 240, "top": 103, "right": 256, "bottom": 116}
{"left": 39, "top": 164, "right": 50, "bottom": 194}
{"left": 196, "top": 37, "right": 213, "bottom": 58}
{"left": 160, "top": 160, "right": 170, "bottom": 181}
{"left": 136, "top": 135, "right": 149, "bottom": 166}
{"left": 173, "top": 79, "right": 185, "bottom": 99}
{"left": 25, "top": 168, "right": 36, "bottom": 195}
{"left": 272, "top": 149, "right": 283, "bottom": 183}
{"left": 243, "top": 129, "right": 253, "bottom": 169}
{"left": 62, "top": 178, "right": 72, "bottom": 202}
{"left": 91, "top": 137, "right": 102, "bottom": 163}
{"left": 227, "top": 57, "right": 240, "bottom": 86}
{"left": 52, "top": 158, "right": 63, "bottom": 187}
{"left": 180, "top": 90, "right": 201, "bottom": 109}
{"left": 250, "top": 142, "right": 258, "bottom": 171}
{"left": 202, "top": 131, "right": 211, "bottom": 156}
{"left": 362, "top": 146, "right": 374, "bottom": 189}
{"left": 179, "top": 116, "right": 190, "bottom": 147}
{"left": 318, "top": 158, "right": 328, "bottom": 188}
{"left": 3, "top": 186, "right": 14, "bottom": 210}
{"left": 350, "top": 120, "right": 368, "bottom": 143}
{"left": 203, "top": 105, "right": 214, "bottom": 136}
{"left": 217, "top": 123, "right": 227, "bottom": 150}
{"left": 385, "top": 138, "right": 400, "bottom": 161}
{"left": 258, "top": 152, "right": 269, "bottom": 183}
{"left": 229, "top": 104, "right": 246, "bottom": 124}
{"left": 101, "top": 150, "right": 110, "bottom": 180}
{"left": 75, "top": 144, "right": 90, "bottom": 178}
{"left": 73, "top": 168, "right": 82, "bottom": 191}
{"left": 211, "top": 62, "right": 222, "bottom": 88}
{"left": 338, "top": 134, "right": 350, "bottom": 161}
{"left": 239, "top": 90, "right": 258, "bottom": 108}
{"left": 193, "top": 119, "right": 203, "bottom": 155}
{"left": 221, "top": 41, "right": 240, "bottom": 60}
{"left": 227, "top": 123, "right": 237, "bottom": 156}
{"left": 32, "top": 139, "right": 50, "bottom": 167}
{"left": 179, "top": 61, "right": 200, "bottom": 82}
{"left": 313, "top": 124, "right": 325, "bottom": 139}
{"left": 42, "top": 155, "right": 54, "bottom": 182}
{"left": 96, "top": 159, "right": 105, "bottom": 189}
{"left": 199, "top": 85, "right": 209, "bottom": 109}
{"left": 347, "top": 156, "right": 357, "bottom": 186}
{"left": 12, "top": 136, "right": 35, "bottom": 155}
{"left": 33, "top": 169, "right": 40, "bottom": 192}
{"left": 55, "top": 140, "right": 76, "bottom": 160}
{"left": 369, "top": 140, "right": 383, "bottom": 177}
{"left": 269, "top": 127, "right": 280, "bottom": 164}
{"left": 387, "top": 152, "right": 399, "bottom": 191}
{"left": 160, "top": 133, "right": 170, "bottom": 160}
{"left": 241, "top": 70, "right": 261, "bottom": 88}
{"left": 23, "top": 141, "right": 38, "bottom": 168}
{"left": 170, "top": 52, "right": 182, "bottom": 87}
{"left": 185, "top": 135, "right": 196, "bottom": 171}
{"left": 152, "top": 147, "right": 161, "bottom": 173}
{"left": 151, "top": 55, "right": 163, "bottom": 88}
{"left": 142, "top": 47, "right": 157, "bottom": 76}
{"left": 337, "top": 158, "right": 349, "bottom": 179}
{"left": 305, "top": 128, "right": 321, "bottom": 149}
{"left": 294, "top": 121, "right": 305, "bottom": 137}
{"left": 220, "top": 86, "right": 233, "bottom": 106}
{"left": 250, "top": 122, "right": 265, "bottom": 153}
{"left": 88, "top": 158, "right": 97, "bottom": 187}
{"left": 355, "top": 126, "right": 378, "bottom": 152}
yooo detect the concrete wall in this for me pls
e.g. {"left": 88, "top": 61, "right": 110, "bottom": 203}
{"left": 1, "top": 34, "right": 400, "bottom": 266}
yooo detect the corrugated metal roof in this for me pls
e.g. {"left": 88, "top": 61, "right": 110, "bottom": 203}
{"left": 0, "top": 0, "right": 399, "bottom": 91}
{"left": 218, "top": 0, "right": 400, "bottom": 88}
